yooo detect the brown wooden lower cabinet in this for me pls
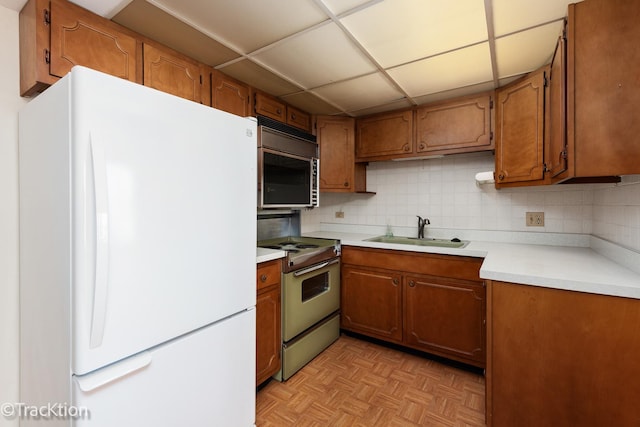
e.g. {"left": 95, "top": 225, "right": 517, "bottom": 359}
{"left": 341, "top": 246, "right": 485, "bottom": 368}
{"left": 487, "top": 280, "right": 640, "bottom": 427}
{"left": 256, "top": 260, "right": 281, "bottom": 386}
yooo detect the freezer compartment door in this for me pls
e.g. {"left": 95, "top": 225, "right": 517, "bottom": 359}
{"left": 73, "top": 309, "right": 256, "bottom": 427}
{"left": 68, "top": 67, "right": 257, "bottom": 374}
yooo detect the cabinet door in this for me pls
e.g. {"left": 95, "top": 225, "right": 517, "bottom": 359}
{"left": 404, "top": 275, "right": 485, "bottom": 367}
{"left": 49, "top": 0, "right": 138, "bottom": 82}
{"left": 488, "top": 281, "right": 640, "bottom": 427}
{"left": 341, "top": 265, "right": 403, "bottom": 343}
{"left": 256, "top": 285, "right": 281, "bottom": 385}
{"left": 495, "top": 67, "right": 547, "bottom": 187}
{"left": 317, "top": 116, "right": 356, "bottom": 192}
{"left": 255, "top": 92, "right": 286, "bottom": 122}
{"left": 547, "top": 34, "right": 568, "bottom": 179}
{"left": 286, "top": 106, "right": 311, "bottom": 132}
{"left": 569, "top": 0, "right": 640, "bottom": 178}
{"left": 256, "top": 261, "right": 281, "bottom": 385}
{"left": 143, "top": 44, "right": 201, "bottom": 103}
{"left": 356, "top": 110, "right": 414, "bottom": 161}
{"left": 416, "top": 93, "right": 493, "bottom": 155}
{"left": 212, "top": 71, "right": 251, "bottom": 117}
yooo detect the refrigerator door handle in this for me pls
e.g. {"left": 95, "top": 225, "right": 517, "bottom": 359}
{"left": 74, "top": 351, "right": 152, "bottom": 392}
{"left": 89, "top": 132, "right": 110, "bottom": 349}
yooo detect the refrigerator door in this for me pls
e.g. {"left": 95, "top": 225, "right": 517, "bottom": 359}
{"left": 68, "top": 67, "right": 257, "bottom": 374}
{"left": 73, "top": 309, "right": 256, "bottom": 426}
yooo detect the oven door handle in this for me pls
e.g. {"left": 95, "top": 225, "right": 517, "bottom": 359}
{"left": 293, "top": 258, "right": 339, "bottom": 277}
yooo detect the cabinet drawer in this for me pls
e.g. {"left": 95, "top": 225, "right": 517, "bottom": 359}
{"left": 257, "top": 260, "right": 281, "bottom": 291}
{"left": 342, "top": 246, "right": 482, "bottom": 282}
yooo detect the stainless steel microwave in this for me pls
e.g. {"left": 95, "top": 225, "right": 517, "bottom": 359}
{"left": 257, "top": 116, "right": 319, "bottom": 209}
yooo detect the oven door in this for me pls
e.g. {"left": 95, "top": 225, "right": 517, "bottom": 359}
{"left": 282, "top": 258, "right": 340, "bottom": 342}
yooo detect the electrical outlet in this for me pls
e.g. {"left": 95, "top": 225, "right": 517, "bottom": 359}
{"left": 335, "top": 211, "right": 344, "bottom": 219}
{"left": 526, "top": 212, "right": 544, "bottom": 227}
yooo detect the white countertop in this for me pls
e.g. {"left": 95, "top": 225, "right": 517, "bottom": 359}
{"left": 256, "top": 247, "right": 286, "bottom": 264}
{"left": 302, "top": 229, "right": 640, "bottom": 300}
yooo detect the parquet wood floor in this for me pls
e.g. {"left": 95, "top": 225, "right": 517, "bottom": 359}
{"left": 256, "top": 334, "right": 486, "bottom": 426}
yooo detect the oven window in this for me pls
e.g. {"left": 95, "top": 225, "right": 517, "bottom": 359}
{"left": 263, "top": 152, "right": 311, "bottom": 205}
{"left": 301, "top": 272, "right": 329, "bottom": 302}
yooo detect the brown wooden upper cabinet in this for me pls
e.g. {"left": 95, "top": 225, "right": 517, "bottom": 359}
{"left": 142, "top": 44, "right": 202, "bottom": 104}
{"left": 355, "top": 109, "right": 414, "bottom": 161}
{"left": 415, "top": 92, "right": 494, "bottom": 156}
{"left": 254, "top": 92, "right": 311, "bottom": 132}
{"left": 316, "top": 115, "right": 367, "bottom": 193}
{"left": 19, "top": 0, "right": 140, "bottom": 96}
{"left": 211, "top": 70, "right": 251, "bottom": 117}
{"left": 494, "top": 66, "right": 548, "bottom": 187}
{"left": 286, "top": 105, "right": 311, "bottom": 133}
{"left": 560, "top": 0, "right": 640, "bottom": 181}
{"left": 255, "top": 91, "right": 286, "bottom": 122}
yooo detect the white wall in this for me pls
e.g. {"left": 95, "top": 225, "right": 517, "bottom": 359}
{"left": 306, "top": 152, "right": 640, "bottom": 253}
{"left": 0, "top": 5, "right": 27, "bottom": 427}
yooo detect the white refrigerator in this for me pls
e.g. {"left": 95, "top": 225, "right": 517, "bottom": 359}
{"left": 19, "top": 67, "right": 257, "bottom": 426}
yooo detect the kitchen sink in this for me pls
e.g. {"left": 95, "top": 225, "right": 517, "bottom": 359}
{"left": 365, "top": 235, "right": 469, "bottom": 248}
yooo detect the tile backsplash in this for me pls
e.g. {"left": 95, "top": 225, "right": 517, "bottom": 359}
{"left": 303, "top": 152, "right": 640, "bottom": 252}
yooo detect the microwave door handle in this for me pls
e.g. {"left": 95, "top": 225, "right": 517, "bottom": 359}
{"left": 293, "top": 258, "right": 339, "bottom": 277}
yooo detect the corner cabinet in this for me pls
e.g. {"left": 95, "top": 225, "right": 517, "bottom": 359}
{"left": 494, "top": 67, "right": 548, "bottom": 187}
{"left": 341, "top": 246, "right": 485, "bottom": 368}
{"left": 256, "top": 260, "right": 281, "bottom": 386}
{"left": 415, "top": 92, "right": 494, "bottom": 156}
{"left": 316, "top": 115, "right": 368, "bottom": 193}
{"left": 20, "top": 0, "right": 140, "bottom": 96}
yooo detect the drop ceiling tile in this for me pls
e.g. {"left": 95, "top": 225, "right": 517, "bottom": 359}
{"left": 492, "top": 0, "right": 577, "bottom": 37}
{"left": 388, "top": 43, "right": 493, "bottom": 98}
{"left": 499, "top": 74, "right": 526, "bottom": 87}
{"left": 280, "top": 92, "right": 342, "bottom": 116}
{"left": 341, "top": 0, "right": 487, "bottom": 68}
{"left": 0, "top": 0, "right": 28, "bottom": 12}
{"left": 70, "top": 0, "right": 130, "bottom": 18}
{"left": 312, "top": 72, "right": 404, "bottom": 112}
{"left": 495, "top": 21, "right": 564, "bottom": 79}
{"left": 113, "top": 0, "right": 239, "bottom": 66}
{"left": 350, "top": 98, "right": 414, "bottom": 117}
{"left": 148, "top": 0, "right": 328, "bottom": 53}
{"left": 319, "top": 0, "right": 375, "bottom": 16}
{"left": 252, "top": 22, "right": 377, "bottom": 89}
{"left": 413, "top": 81, "right": 496, "bottom": 106}
{"left": 218, "top": 60, "right": 301, "bottom": 96}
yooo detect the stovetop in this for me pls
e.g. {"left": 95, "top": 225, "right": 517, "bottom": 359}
{"left": 257, "top": 236, "right": 340, "bottom": 273}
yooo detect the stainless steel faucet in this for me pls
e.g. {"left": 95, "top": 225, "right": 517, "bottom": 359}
{"left": 417, "top": 215, "right": 430, "bottom": 239}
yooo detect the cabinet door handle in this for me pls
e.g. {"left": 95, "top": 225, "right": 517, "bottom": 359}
{"left": 392, "top": 278, "right": 399, "bottom": 285}
{"left": 409, "top": 280, "right": 415, "bottom": 287}
{"left": 276, "top": 108, "right": 282, "bottom": 115}
{"left": 291, "top": 113, "right": 296, "bottom": 120}
{"left": 344, "top": 182, "right": 349, "bottom": 187}
{"left": 498, "top": 173, "right": 505, "bottom": 181}
{"left": 260, "top": 274, "right": 267, "bottom": 282}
